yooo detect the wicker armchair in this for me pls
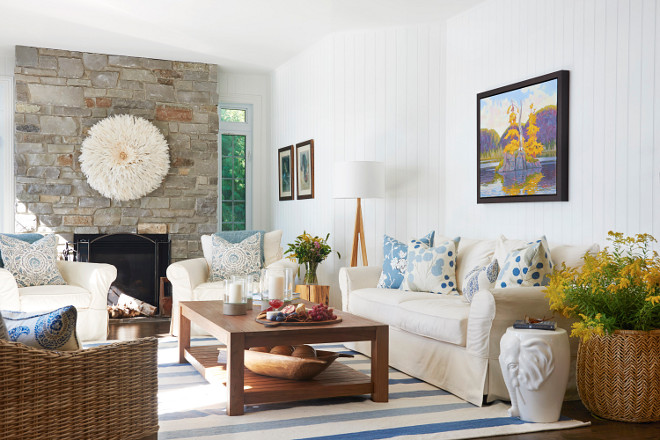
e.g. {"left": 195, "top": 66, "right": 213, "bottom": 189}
{"left": 0, "top": 337, "right": 159, "bottom": 440}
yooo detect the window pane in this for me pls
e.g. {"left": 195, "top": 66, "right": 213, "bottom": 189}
{"left": 222, "top": 203, "right": 233, "bottom": 223}
{"left": 221, "top": 135, "right": 233, "bottom": 156}
{"left": 233, "top": 202, "right": 245, "bottom": 222}
{"left": 233, "top": 135, "right": 246, "bottom": 157}
{"left": 220, "top": 108, "right": 246, "bottom": 123}
{"left": 222, "top": 179, "right": 233, "bottom": 200}
{"left": 234, "top": 180, "right": 245, "bottom": 201}
{"left": 221, "top": 157, "right": 234, "bottom": 178}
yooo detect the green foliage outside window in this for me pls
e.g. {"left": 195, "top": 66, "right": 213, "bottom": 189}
{"left": 221, "top": 134, "right": 246, "bottom": 231}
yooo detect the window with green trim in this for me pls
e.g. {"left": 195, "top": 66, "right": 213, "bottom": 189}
{"left": 219, "top": 104, "right": 252, "bottom": 231}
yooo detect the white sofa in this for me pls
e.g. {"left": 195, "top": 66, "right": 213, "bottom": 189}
{"left": 339, "top": 236, "right": 598, "bottom": 406}
{"left": 167, "top": 231, "right": 298, "bottom": 336}
{"left": 0, "top": 261, "right": 117, "bottom": 341}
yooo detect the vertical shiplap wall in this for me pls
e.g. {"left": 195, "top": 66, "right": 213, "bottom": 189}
{"left": 446, "top": 0, "right": 660, "bottom": 246}
{"left": 217, "top": 72, "right": 272, "bottom": 230}
{"left": 271, "top": 25, "right": 446, "bottom": 306}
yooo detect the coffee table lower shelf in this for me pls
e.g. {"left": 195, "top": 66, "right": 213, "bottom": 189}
{"left": 184, "top": 345, "right": 374, "bottom": 405}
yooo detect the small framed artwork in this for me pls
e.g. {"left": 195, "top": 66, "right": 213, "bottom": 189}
{"left": 477, "top": 70, "right": 569, "bottom": 203}
{"left": 278, "top": 145, "right": 294, "bottom": 201}
{"left": 296, "top": 139, "right": 314, "bottom": 200}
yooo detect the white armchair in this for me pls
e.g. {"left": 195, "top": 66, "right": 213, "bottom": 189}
{"left": 167, "top": 256, "right": 298, "bottom": 336}
{"left": 0, "top": 261, "right": 116, "bottom": 341}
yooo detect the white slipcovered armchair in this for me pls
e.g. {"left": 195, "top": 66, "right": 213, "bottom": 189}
{"left": 0, "top": 261, "right": 116, "bottom": 341}
{"left": 167, "top": 230, "right": 298, "bottom": 336}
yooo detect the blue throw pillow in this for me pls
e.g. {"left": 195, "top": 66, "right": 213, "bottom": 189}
{"left": 463, "top": 259, "right": 500, "bottom": 303}
{"left": 215, "top": 230, "right": 266, "bottom": 265}
{"left": 377, "top": 231, "right": 435, "bottom": 289}
{"left": 0, "top": 233, "right": 43, "bottom": 268}
{"left": 1, "top": 306, "right": 81, "bottom": 351}
{"left": 401, "top": 237, "right": 461, "bottom": 294}
{"left": 496, "top": 236, "right": 554, "bottom": 288}
{"left": 209, "top": 232, "right": 262, "bottom": 281}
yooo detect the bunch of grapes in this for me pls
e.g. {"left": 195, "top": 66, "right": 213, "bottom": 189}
{"left": 308, "top": 303, "right": 337, "bottom": 321}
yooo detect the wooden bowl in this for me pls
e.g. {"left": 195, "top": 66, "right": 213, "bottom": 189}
{"left": 244, "top": 349, "right": 350, "bottom": 380}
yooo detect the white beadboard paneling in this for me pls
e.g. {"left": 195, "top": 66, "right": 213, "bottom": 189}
{"left": 271, "top": 24, "right": 447, "bottom": 307}
{"left": 446, "top": 0, "right": 660, "bottom": 247}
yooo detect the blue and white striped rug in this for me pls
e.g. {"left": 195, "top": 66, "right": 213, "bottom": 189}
{"left": 100, "top": 337, "right": 590, "bottom": 439}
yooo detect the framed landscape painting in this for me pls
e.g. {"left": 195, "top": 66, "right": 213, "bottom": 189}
{"left": 296, "top": 139, "right": 314, "bottom": 200}
{"left": 477, "top": 70, "right": 569, "bottom": 204}
{"left": 278, "top": 145, "right": 294, "bottom": 201}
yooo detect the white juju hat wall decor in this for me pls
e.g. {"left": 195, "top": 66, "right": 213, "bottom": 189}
{"left": 80, "top": 114, "right": 170, "bottom": 201}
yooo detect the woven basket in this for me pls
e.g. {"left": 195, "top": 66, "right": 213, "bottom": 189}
{"left": 0, "top": 337, "right": 159, "bottom": 440}
{"left": 577, "top": 329, "right": 660, "bottom": 422}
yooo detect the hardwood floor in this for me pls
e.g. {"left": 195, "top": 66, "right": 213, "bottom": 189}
{"left": 111, "top": 320, "right": 660, "bottom": 440}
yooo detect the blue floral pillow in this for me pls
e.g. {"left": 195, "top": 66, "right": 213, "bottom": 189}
{"left": 377, "top": 231, "right": 435, "bottom": 289}
{"left": 401, "top": 237, "right": 461, "bottom": 294}
{"left": 463, "top": 259, "right": 500, "bottom": 303}
{"left": 1, "top": 306, "right": 81, "bottom": 351}
{"left": 496, "top": 236, "right": 554, "bottom": 288}
{"left": 0, "top": 234, "right": 66, "bottom": 287}
{"left": 209, "top": 232, "right": 262, "bottom": 281}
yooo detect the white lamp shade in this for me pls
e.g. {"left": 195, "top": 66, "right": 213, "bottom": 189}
{"left": 333, "top": 161, "right": 385, "bottom": 199}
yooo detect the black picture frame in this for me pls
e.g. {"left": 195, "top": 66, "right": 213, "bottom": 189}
{"left": 296, "top": 139, "right": 314, "bottom": 200}
{"left": 278, "top": 145, "right": 294, "bottom": 201}
{"left": 477, "top": 70, "right": 569, "bottom": 204}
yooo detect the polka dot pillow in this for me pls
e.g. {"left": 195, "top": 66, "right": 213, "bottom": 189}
{"left": 496, "top": 236, "right": 554, "bottom": 288}
{"left": 401, "top": 237, "right": 460, "bottom": 294}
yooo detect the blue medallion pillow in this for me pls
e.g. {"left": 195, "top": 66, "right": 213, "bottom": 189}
{"left": 0, "top": 234, "right": 66, "bottom": 288}
{"left": 209, "top": 232, "right": 262, "bottom": 281}
{"left": 377, "top": 231, "right": 435, "bottom": 289}
{"left": 0, "top": 233, "right": 43, "bottom": 268}
{"left": 400, "top": 237, "right": 461, "bottom": 294}
{"left": 463, "top": 259, "right": 500, "bottom": 303}
{"left": 1, "top": 306, "right": 81, "bottom": 351}
{"left": 496, "top": 236, "right": 554, "bottom": 288}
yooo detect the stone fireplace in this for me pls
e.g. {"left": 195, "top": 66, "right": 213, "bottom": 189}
{"left": 13, "top": 46, "right": 219, "bottom": 261}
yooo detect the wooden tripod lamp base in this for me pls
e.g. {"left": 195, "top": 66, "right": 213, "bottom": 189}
{"left": 350, "top": 198, "right": 368, "bottom": 267}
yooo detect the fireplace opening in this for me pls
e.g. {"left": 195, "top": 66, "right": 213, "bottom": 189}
{"left": 74, "top": 233, "right": 170, "bottom": 314}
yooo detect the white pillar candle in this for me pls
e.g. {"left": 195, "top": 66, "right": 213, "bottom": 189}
{"left": 269, "top": 275, "right": 284, "bottom": 300}
{"left": 228, "top": 282, "right": 243, "bottom": 304}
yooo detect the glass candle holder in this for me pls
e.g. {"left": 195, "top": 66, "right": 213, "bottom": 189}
{"left": 266, "top": 268, "right": 293, "bottom": 301}
{"left": 225, "top": 276, "right": 247, "bottom": 304}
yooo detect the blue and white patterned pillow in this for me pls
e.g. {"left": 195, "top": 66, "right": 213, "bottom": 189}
{"left": 209, "top": 232, "right": 262, "bottom": 282}
{"left": 496, "top": 236, "right": 554, "bottom": 288}
{"left": 376, "top": 231, "right": 435, "bottom": 289}
{"left": 401, "top": 237, "right": 460, "bottom": 294}
{"left": 463, "top": 259, "right": 500, "bottom": 303}
{"left": 0, "top": 234, "right": 65, "bottom": 288}
{"left": 1, "top": 306, "right": 81, "bottom": 351}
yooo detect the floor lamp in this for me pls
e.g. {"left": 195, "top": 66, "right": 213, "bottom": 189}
{"left": 333, "top": 161, "right": 385, "bottom": 267}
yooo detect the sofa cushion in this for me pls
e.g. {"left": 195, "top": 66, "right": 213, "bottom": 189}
{"left": 0, "top": 234, "right": 66, "bottom": 288}
{"left": 209, "top": 233, "right": 262, "bottom": 281}
{"left": 496, "top": 237, "right": 553, "bottom": 288}
{"left": 401, "top": 237, "right": 460, "bottom": 295}
{"left": 455, "top": 238, "right": 496, "bottom": 293}
{"left": 19, "top": 285, "right": 91, "bottom": 311}
{"left": 549, "top": 242, "right": 600, "bottom": 269}
{"left": 201, "top": 230, "right": 283, "bottom": 269}
{"left": 463, "top": 259, "right": 500, "bottom": 303}
{"left": 0, "top": 233, "right": 43, "bottom": 268}
{"left": 348, "top": 287, "right": 470, "bottom": 346}
{"left": 1, "top": 305, "right": 81, "bottom": 351}
{"left": 377, "top": 231, "right": 435, "bottom": 289}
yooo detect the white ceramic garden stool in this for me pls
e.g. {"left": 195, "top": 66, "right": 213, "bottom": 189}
{"left": 499, "top": 327, "right": 570, "bottom": 423}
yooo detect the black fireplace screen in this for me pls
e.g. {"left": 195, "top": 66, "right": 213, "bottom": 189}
{"left": 74, "top": 233, "right": 170, "bottom": 308}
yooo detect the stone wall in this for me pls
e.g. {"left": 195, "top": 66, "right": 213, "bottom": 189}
{"left": 14, "top": 46, "right": 219, "bottom": 260}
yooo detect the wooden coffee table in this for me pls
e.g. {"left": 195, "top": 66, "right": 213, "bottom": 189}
{"left": 178, "top": 300, "right": 388, "bottom": 415}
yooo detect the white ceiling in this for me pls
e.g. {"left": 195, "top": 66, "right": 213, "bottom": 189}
{"left": 0, "top": 0, "right": 483, "bottom": 72}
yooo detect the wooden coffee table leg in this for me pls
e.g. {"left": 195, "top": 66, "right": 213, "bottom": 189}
{"left": 371, "top": 325, "right": 389, "bottom": 402}
{"left": 226, "top": 332, "right": 245, "bottom": 415}
{"left": 178, "top": 308, "right": 191, "bottom": 364}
